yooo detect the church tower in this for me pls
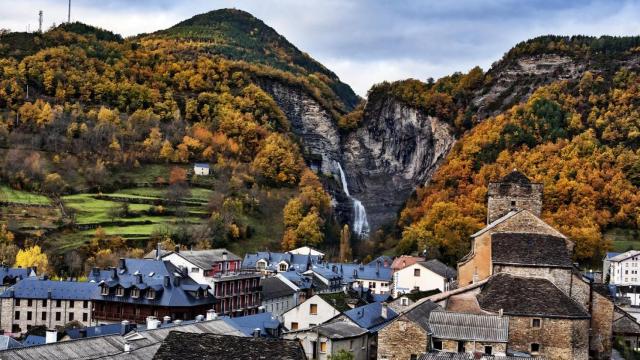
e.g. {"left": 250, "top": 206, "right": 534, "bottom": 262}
{"left": 486, "top": 170, "right": 542, "bottom": 224}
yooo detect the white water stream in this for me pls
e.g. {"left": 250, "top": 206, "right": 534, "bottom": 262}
{"left": 336, "top": 163, "right": 370, "bottom": 238}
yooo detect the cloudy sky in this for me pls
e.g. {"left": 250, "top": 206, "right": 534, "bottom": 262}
{"left": 2, "top": 0, "right": 640, "bottom": 95}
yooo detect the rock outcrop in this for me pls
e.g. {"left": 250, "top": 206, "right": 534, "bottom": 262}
{"left": 342, "top": 97, "right": 456, "bottom": 232}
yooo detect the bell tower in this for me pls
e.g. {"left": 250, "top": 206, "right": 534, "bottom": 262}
{"left": 486, "top": 170, "right": 542, "bottom": 224}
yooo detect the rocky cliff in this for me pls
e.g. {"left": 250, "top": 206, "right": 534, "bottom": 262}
{"left": 342, "top": 97, "right": 456, "bottom": 232}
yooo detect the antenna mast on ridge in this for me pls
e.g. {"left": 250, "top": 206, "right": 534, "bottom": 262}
{"left": 38, "top": 10, "right": 43, "bottom": 33}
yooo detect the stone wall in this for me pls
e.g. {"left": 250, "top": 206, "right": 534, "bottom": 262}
{"left": 377, "top": 317, "right": 428, "bottom": 360}
{"left": 439, "top": 339, "right": 506, "bottom": 355}
{"left": 507, "top": 316, "right": 589, "bottom": 360}
{"left": 487, "top": 180, "right": 542, "bottom": 224}
{"left": 0, "top": 298, "right": 93, "bottom": 333}
{"left": 493, "top": 265, "right": 572, "bottom": 294}
{"left": 591, "top": 291, "right": 613, "bottom": 359}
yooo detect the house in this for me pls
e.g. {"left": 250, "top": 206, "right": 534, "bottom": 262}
{"left": 89, "top": 258, "right": 215, "bottom": 324}
{"left": 0, "top": 266, "right": 37, "bottom": 291}
{"left": 284, "top": 321, "right": 370, "bottom": 360}
{"left": 261, "top": 275, "right": 299, "bottom": 317}
{"left": 0, "top": 317, "right": 246, "bottom": 359}
{"left": 392, "top": 259, "right": 456, "bottom": 297}
{"left": 223, "top": 311, "right": 283, "bottom": 338}
{"left": 242, "top": 251, "right": 321, "bottom": 274}
{"left": 377, "top": 299, "right": 442, "bottom": 360}
{"left": 193, "top": 163, "right": 210, "bottom": 176}
{"left": 324, "top": 262, "right": 393, "bottom": 295}
{"left": 613, "top": 306, "right": 640, "bottom": 350}
{"left": 159, "top": 248, "right": 261, "bottom": 317}
{"left": 305, "top": 264, "right": 343, "bottom": 293}
{"left": 428, "top": 311, "right": 509, "bottom": 355}
{"left": 0, "top": 278, "right": 96, "bottom": 334}
{"left": 390, "top": 255, "right": 423, "bottom": 273}
{"left": 603, "top": 252, "right": 621, "bottom": 282}
{"left": 154, "top": 331, "right": 306, "bottom": 360}
{"left": 281, "top": 293, "right": 345, "bottom": 330}
{"left": 608, "top": 250, "right": 640, "bottom": 287}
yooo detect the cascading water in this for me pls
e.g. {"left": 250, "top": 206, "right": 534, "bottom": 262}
{"left": 336, "top": 163, "right": 370, "bottom": 238}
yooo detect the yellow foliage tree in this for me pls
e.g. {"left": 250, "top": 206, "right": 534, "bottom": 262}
{"left": 14, "top": 245, "right": 49, "bottom": 273}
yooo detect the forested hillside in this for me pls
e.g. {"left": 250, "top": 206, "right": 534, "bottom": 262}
{"left": 0, "top": 9, "right": 346, "bottom": 275}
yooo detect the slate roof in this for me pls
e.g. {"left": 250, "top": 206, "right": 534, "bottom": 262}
{"left": 308, "top": 264, "right": 341, "bottom": 281}
{"left": 0, "top": 319, "right": 245, "bottom": 360}
{"left": 325, "top": 263, "right": 393, "bottom": 283}
{"left": 0, "top": 336, "right": 22, "bottom": 350}
{"left": 153, "top": 331, "right": 306, "bottom": 360}
{"left": 428, "top": 311, "right": 509, "bottom": 342}
{"left": 88, "top": 259, "right": 214, "bottom": 307}
{"left": 193, "top": 163, "right": 210, "bottom": 169}
{"left": 343, "top": 302, "right": 397, "bottom": 332}
{"left": 613, "top": 307, "right": 640, "bottom": 335}
{"left": 0, "top": 278, "right": 97, "bottom": 300}
{"left": 0, "top": 266, "right": 35, "bottom": 284}
{"left": 610, "top": 250, "right": 640, "bottom": 262}
{"left": 278, "top": 270, "right": 313, "bottom": 290}
{"left": 242, "top": 252, "right": 321, "bottom": 272}
{"left": 604, "top": 252, "right": 621, "bottom": 260}
{"left": 168, "top": 249, "right": 240, "bottom": 269}
{"left": 418, "top": 259, "right": 457, "bottom": 279}
{"left": 65, "top": 323, "right": 121, "bottom": 340}
{"left": 470, "top": 210, "right": 520, "bottom": 238}
{"left": 367, "top": 256, "right": 393, "bottom": 267}
{"left": 311, "top": 321, "right": 367, "bottom": 339}
{"left": 224, "top": 312, "right": 281, "bottom": 337}
{"left": 477, "top": 273, "right": 590, "bottom": 319}
{"left": 22, "top": 335, "right": 45, "bottom": 347}
{"left": 403, "top": 300, "right": 442, "bottom": 332}
{"left": 261, "top": 276, "right": 296, "bottom": 300}
{"left": 491, "top": 232, "right": 572, "bottom": 268}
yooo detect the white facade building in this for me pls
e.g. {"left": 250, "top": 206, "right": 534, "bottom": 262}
{"left": 193, "top": 163, "right": 210, "bottom": 176}
{"left": 392, "top": 259, "right": 456, "bottom": 297}
{"left": 281, "top": 294, "right": 342, "bottom": 331}
{"left": 609, "top": 250, "right": 640, "bottom": 286}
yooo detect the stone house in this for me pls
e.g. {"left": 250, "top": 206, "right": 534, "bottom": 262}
{"left": 0, "top": 278, "right": 95, "bottom": 334}
{"left": 393, "top": 259, "right": 456, "bottom": 297}
{"left": 284, "top": 321, "right": 370, "bottom": 360}
{"left": 428, "top": 311, "right": 509, "bottom": 356}
{"left": 377, "top": 300, "right": 441, "bottom": 360}
{"left": 613, "top": 306, "right": 640, "bottom": 350}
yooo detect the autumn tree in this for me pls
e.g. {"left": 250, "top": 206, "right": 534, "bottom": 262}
{"left": 253, "top": 133, "right": 303, "bottom": 185}
{"left": 0, "top": 225, "right": 18, "bottom": 266}
{"left": 15, "top": 245, "right": 49, "bottom": 274}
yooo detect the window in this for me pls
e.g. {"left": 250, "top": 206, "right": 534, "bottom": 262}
{"left": 41, "top": 312, "right": 46, "bottom": 320}
{"left": 484, "top": 346, "right": 493, "bottom": 356}
{"left": 257, "top": 261, "right": 266, "bottom": 271}
{"left": 310, "top": 304, "right": 318, "bottom": 315}
{"left": 14, "top": 299, "right": 20, "bottom": 306}
{"left": 279, "top": 263, "right": 288, "bottom": 272}
{"left": 69, "top": 313, "right": 74, "bottom": 321}
{"left": 410, "top": 355, "right": 418, "bottom": 360}
{"left": 532, "top": 318, "right": 541, "bottom": 328}
{"left": 401, "top": 298, "right": 409, "bottom": 306}
{"left": 291, "top": 322, "right": 299, "bottom": 330}
{"left": 83, "top": 313, "right": 88, "bottom": 322}
{"left": 101, "top": 286, "right": 109, "bottom": 296}
{"left": 369, "top": 282, "right": 376, "bottom": 289}
{"left": 83, "top": 301, "right": 88, "bottom": 309}
{"left": 414, "top": 268, "right": 420, "bottom": 277}
{"left": 115, "top": 287, "right": 125, "bottom": 297}
{"left": 55, "top": 312, "right": 61, "bottom": 321}
{"left": 511, "top": 200, "right": 516, "bottom": 207}
{"left": 320, "top": 341, "right": 327, "bottom": 353}
{"left": 131, "top": 288, "right": 140, "bottom": 298}
{"left": 14, "top": 311, "right": 20, "bottom": 320}
{"left": 433, "top": 340, "right": 442, "bottom": 350}
{"left": 56, "top": 300, "right": 62, "bottom": 308}
{"left": 350, "top": 340, "right": 354, "bottom": 350}
{"left": 69, "top": 300, "right": 74, "bottom": 308}
{"left": 27, "top": 311, "right": 32, "bottom": 320}
{"left": 42, "top": 300, "right": 47, "bottom": 307}
{"left": 531, "top": 343, "right": 540, "bottom": 353}
{"left": 457, "top": 341, "right": 465, "bottom": 353}
{"left": 191, "top": 267, "right": 199, "bottom": 273}
{"left": 27, "top": 299, "right": 33, "bottom": 307}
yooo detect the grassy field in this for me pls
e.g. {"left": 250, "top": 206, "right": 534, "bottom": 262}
{"left": 62, "top": 194, "right": 154, "bottom": 224}
{"left": 0, "top": 186, "right": 51, "bottom": 205}
{"left": 606, "top": 228, "right": 640, "bottom": 252}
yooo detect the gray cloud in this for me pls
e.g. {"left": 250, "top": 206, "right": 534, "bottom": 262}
{"left": 2, "top": 0, "right": 640, "bottom": 95}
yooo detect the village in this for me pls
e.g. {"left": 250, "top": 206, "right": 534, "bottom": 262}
{"left": 0, "top": 171, "right": 632, "bottom": 359}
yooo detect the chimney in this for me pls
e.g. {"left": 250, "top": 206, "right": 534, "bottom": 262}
{"left": 173, "top": 276, "right": 181, "bottom": 287}
{"left": 376, "top": 260, "right": 380, "bottom": 275}
{"left": 206, "top": 309, "right": 217, "bottom": 321}
{"left": 195, "top": 315, "right": 204, "bottom": 322}
{"left": 124, "top": 342, "right": 131, "bottom": 354}
{"left": 110, "top": 267, "right": 118, "bottom": 279}
{"left": 381, "top": 303, "right": 388, "bottom": 319}
{"left": 45, "top": 329, "right": 57, "bottom": 344}
{"left": 91, "top": 267, "right": 100, "bottom": 277}
{"left": 174, "top": 245, "right": 180, "bottom": 253}
{"left": 174, "top": 319, "right": 182, "bottom": 325}
{"left": 118, "top": 258, "right": 126, "bottom": 271}
{"left": 79, "top": 328, "right": 87, "bottom": 338}
{"left": 120, "top": 320, "right": 131, "bottom": 335}
{"left": 146, "top": 316, "right": 159, "bottom": 330}
{"left": 258, "top": 306, "right": 265, "bottom": 313}
{"left": 163, "top": 316, "right": 171, "bottom": 325}
{"left": 498, "top": 308, "right": 504, "bottom": 317}
{"left": 155, "top": 242, "right": 161, "bottom": 260}
{"left": 135, "top": 273, "right": 142, "bottom": 284}
{"left": 253, "top": 328, "right": 261, "bottom": 338}
{"left": 222, "top": 251, "right": 228, "bottom": 261}
{"left": 163, "top": 275, "right": 170, "bottom": 288}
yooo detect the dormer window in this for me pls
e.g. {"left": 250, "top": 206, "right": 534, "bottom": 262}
{"left": 131, "top": 288, "right": 140, "bottom": 298}
{"left": 115, "top": 287, "right": 125, "bottom": 297}
{"left": 101, "top": 286, "right": 109, "bottom": 296}
{"left": 279, "top": 263, "right": 288, "bottom": 272}
{"left": 146, "top": 289, "right": 155, "bottom": 300}
{"left": 257, "top": 260, "right": 266, "bottom": 271}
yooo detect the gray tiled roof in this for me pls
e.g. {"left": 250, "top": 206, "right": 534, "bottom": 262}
{"left": 173, "top": 249, "right": 241, "bottom": 269}
{"left": 428, "top": 311, "right": 509, "bottom": 342}
{"left": 491, "top": 232, "right": 572, "bottom": 268}
{"left": 418, "top": 259, "right": 456, "bottom": 279}
{"left": 315, "top": 322, "right": 367, "bottom": 339}
{"left": 0, "top": 319, "right": 245, "bottom": 360}
{"left": 0, "top": 278, "right": 97, "bottom": 300}
{"left": 477, "top": 273, "right": 590, "bottom": 319}
{"left": 260, "top": 276, "right": 295, "bottom": 300}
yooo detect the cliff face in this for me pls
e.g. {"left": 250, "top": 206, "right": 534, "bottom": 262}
{"left": 342, "top": 97, "right": 456, "bottom": 232}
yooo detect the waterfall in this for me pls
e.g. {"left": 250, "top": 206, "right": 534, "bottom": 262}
{"left": 336, "top": 163, "right": 370, "bottom": 238}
